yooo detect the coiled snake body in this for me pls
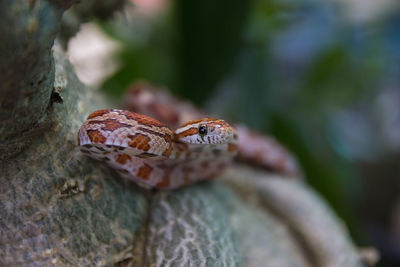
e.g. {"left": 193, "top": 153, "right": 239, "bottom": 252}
{"left": 78, "top": 109, "right": 237, "bottom": 189}
{"left": 78, "top": 83, "right": 300, "bottom": 189}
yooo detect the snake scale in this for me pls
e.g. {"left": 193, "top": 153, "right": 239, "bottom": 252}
{"left": 78, "top": 83, "right": 300, "bottom": 189}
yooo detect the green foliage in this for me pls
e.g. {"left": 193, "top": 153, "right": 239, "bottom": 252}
{"left": 298, "top": 42, "right": 383, "bottom": 111}
{"left": 173, "top": 0, "right": 251, "bottom": 104}
{"left": 100, "top": 14, "right": 177, "bottom": 98}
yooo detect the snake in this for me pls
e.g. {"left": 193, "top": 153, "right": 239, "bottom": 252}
{"left": 78, "top": 109, "right": 238, "bottom": 189}
{"left": 123, "top": 82, "right": 301, "bottom": 177}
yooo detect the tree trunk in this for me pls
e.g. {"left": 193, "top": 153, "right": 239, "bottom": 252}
{"left": 0, "top": 1, "right": 369, "bottom": 266}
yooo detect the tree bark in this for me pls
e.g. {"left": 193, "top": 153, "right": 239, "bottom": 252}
{"left": 0, "top": 1, "right": 369, "bottom": 266}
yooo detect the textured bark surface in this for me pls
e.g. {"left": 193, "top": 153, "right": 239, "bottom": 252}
{"left": 0, "top": 0, "right": 62, "bottom": 159}
{"left": 0, "top": 1, "right": 368, "bottom": 267}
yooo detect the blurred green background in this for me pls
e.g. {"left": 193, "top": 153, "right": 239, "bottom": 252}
{"left": 91, "top": 0, "right": 400, "bottom": 266}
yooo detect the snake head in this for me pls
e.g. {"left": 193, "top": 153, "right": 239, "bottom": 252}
{"left": 174, "top": 118, "right": 237, "bottom": 145}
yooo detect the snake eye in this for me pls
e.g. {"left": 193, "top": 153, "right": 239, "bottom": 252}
{"left": 198, "top": 125, "right": 207, "bottom": 136}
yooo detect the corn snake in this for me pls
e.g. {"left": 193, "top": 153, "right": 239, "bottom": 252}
{"left": 78, "top": 83, "right": 300, "bottom": 190}
{"left": 78, "top": 109, "right": 238, "bottom": 189}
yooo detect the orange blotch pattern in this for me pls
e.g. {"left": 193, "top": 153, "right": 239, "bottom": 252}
{"left": 87, "top": 109, "right": 112, "bottom": 120}
{"left": 101, "top": 119, "right": 130, "bottom": 131}
{"left": 162, "top": 141, "right": 173, "bottom": 157}
{"left": 116, "top": 154, "right": 132, "bottom": 164}
{"left": 137, "top": 164, "right": 153, "bottom": 180}
{"left": 87, "top": 130, "right": 106, "bottom": 144}
{"left": 118, "top": 110, "right": 166, "bottom": 127}
{"left": 156, "top": 173, "right": 171, "bottom": 188}
{"left": 129, "top": 134, "right": 151, "bottom": 151}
